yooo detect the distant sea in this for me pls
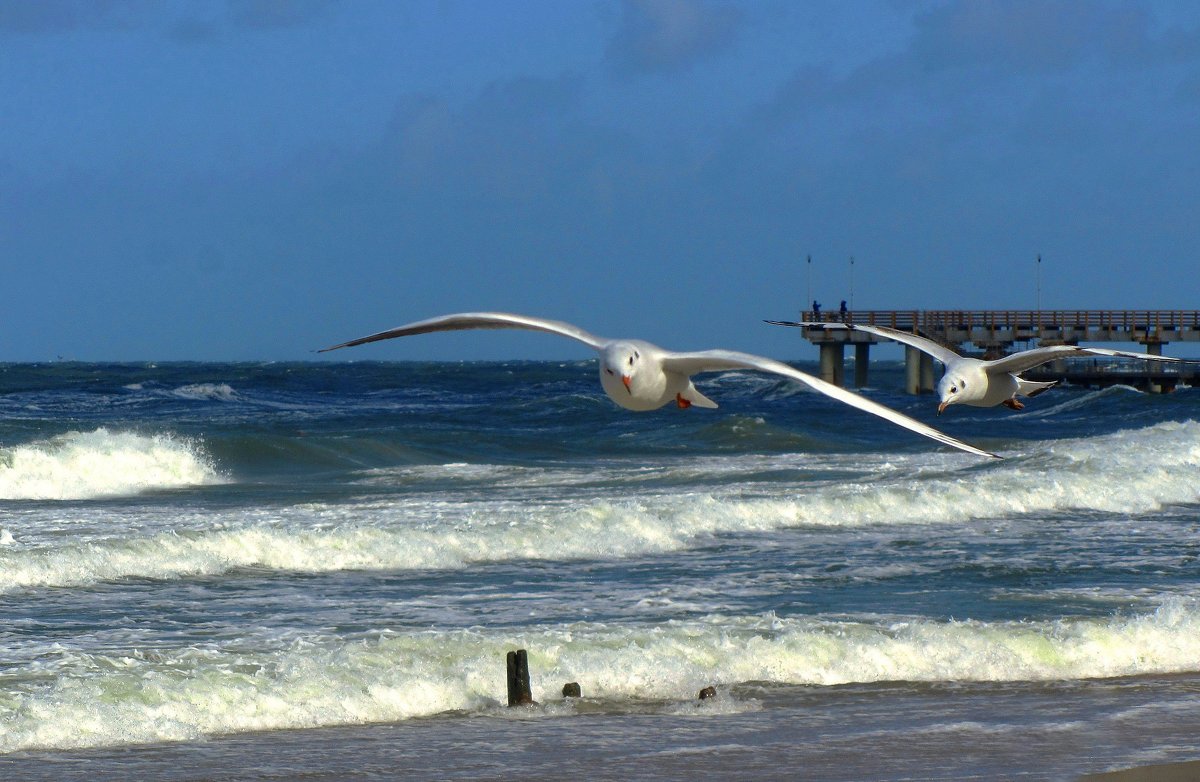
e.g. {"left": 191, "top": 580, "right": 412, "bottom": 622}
{"left": 2, "top": 361, "right": 1199, "bottom": 781}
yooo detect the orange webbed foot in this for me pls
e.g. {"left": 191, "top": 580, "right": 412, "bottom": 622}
{"left": 1002, "top": 398, "right": 1025, "bottom": 411}
{"left": 676, "top": 393, "right": 692, "bottom": 409}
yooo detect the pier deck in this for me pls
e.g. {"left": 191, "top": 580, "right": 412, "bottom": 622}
{"left": 790, "top": 310, "right": 1200, "bottom": 393}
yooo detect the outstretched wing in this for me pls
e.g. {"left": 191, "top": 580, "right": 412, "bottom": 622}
{"left": 320, "top": 312, "right": 608, "bottom": 353}
{"left": 766, "top": 321, "right": 962, "bottom": 367}
{"left": 660, "top": 349, "right": 999, "bottom": 459}
{"left": 987, "top": 345, "right": 1183, "bottom": 375}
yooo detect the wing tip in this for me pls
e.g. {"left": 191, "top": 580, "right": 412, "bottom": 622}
{"left": 942, "top": 438, "right": 1002, "bottom": 460}
{"left": 765, "top": 319, "right": 836, "bottom": 328}
{"left": 955, "top": 443, "right": 1003, "bottom": 460}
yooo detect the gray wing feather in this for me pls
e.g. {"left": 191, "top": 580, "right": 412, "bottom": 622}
{"left": 662, "top": 349, "right": 999, "bottom": 459}
{"left": 766, "top": 321, "right": 961, "bottom": 366}
{"left": 987, "top": 346, "right": 1183, "bottom": 375}
{"left": 321, "top": 312, "right": 608, "bottom": 353}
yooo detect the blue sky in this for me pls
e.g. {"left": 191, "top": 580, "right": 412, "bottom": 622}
{"left": 3, "top": 0, "right": 1199, "bottom": 361}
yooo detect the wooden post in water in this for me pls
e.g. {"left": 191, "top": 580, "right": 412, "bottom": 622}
{"left": 506, "top": 649, "right": 535, "bottom": 706}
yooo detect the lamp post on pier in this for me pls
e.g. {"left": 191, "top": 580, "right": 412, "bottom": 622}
{"left": 1036, "top": 254, "right": 1042, "bottom": 329}
{"left": 805, "top": 254, "right": 812, "bottom": 318}
{"left": 849, "top": 256, "right": 855, "bottom": 311}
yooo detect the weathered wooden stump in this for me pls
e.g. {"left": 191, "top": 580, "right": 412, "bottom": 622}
{"left": 506, "top": 649, "right": 536, "bottom": 706}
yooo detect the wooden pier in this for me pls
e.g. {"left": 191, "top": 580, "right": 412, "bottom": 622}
{"left": 791, "top": 310, "right": 1200, "bottom": 393}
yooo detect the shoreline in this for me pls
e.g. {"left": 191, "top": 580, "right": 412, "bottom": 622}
{"left": 1080, "top": 759, "right": 1200, "bottom": 782}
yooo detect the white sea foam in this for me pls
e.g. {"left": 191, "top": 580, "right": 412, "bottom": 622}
{"left": 0, "top": 429, "right": 221, "bottom": 500}
{"left": 171, "top": 383, "right": 238, "bottom": 401}
{"left": 2, "top": 421, "right": 1198, "bottom": 589}
{"left": 2, "top": 602, "right": 1198, "bottom": 753}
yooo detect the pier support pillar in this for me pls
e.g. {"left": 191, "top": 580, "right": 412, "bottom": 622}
{"left": 819, "top": 342, "right": 845, "bottom": 387}
{"left": 905, "top": 346, "right": 921, "bottom": 395}
{"left": 854, "top": 343, "right": 870, "bottom": 388}
{"left": 905, "top": 347, "right": 935, "bottom": 394}
{"left": 1145, "top": 342, "right": 1165, "bottom": 393}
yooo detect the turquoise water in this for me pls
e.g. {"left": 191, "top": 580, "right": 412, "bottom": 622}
{"left": 1, "top": 361, "right": 1199, "bottom": 780}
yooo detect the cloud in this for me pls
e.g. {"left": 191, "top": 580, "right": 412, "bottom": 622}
{"left": 749, "top": 0, "right": 1200, "bottom": 138}
{"left": 0, "top": 0, "right": 147, "bottom": 34}
{"left": 909, "top": 0, "right": 1199, "bottom": 73}
{"left": 227, "top": 0, "right": 336, "bottom": 30}
{"left": 167, "top": 16, "right": 220, "bottom": 43}
{"left": 605, "top": 0, "right": 742, "bottom": 78}
{"left": 167, "top": 1, "right": 336, "bottom": 43}
{"left": 379, "top": 74, "right": 593, "bottom": 205}
{"left": 470, "top": 74, "right": 583, "bottom": 121}
{"left": 0, "top": 0, "right": 337, "bottom": 39}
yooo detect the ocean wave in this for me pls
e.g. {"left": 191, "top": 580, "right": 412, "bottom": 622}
{"left": 2, "top": 421, "right": 1198, "bottom": 588}
{"left": 0, "top": 429, "right": 221, "bottom": 500}
{"left": 170, "top": 383, "right": 239, "bottom": 402}
{"left": 2, "top": 601, "right": 1197, "bottom": 753}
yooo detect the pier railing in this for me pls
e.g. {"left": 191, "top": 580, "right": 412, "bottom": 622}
{"left": 799, "top": 310, "right": 1200, "bottom": 343}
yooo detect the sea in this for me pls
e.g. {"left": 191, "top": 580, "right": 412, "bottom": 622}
{"left": 1, "top": 359, "right": 1199, "bottom": 781}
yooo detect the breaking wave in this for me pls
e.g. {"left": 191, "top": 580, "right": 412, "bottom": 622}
{"left": 2, "top": 421, "right": 1197, "bottom": 590}
{"left": 0, "top": 429, "right": 221, "bottom": 500}
{"left": 2, "top": 601, "right": 1197, "bottom": 753}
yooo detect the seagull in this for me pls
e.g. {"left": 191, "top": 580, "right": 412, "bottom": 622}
{"left": 320, "top": 311, "right": 998, "bottom": 458}
{"left": 767, "top": 320, "right": 1183, "bottom": 414}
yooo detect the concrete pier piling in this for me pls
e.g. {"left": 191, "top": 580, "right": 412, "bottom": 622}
{"left": 818, "top": 342, "right": 844, "bottom": 386}
{"left": 854, "top": 342, "right": 871, "bottom": 388}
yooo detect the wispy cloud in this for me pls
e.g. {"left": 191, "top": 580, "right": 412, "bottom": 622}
{"left": 605, "top": 0, "right": 742, "bottom": 79}
{"left": 0, "top": 0, "right": 338, "bottom": 39}
{"left": 0, "top": 0, "right": 147, "bottom": 34}
{"left": 909, "top": 0, "right": 1178, "bottom": 73}
{"left": 378, "top": 74, "right": 593, "bottom": 204}
{"left": 227, "top": 0, "right": 336, "bottom": 30}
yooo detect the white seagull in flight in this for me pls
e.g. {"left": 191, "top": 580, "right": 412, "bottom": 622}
{"left": 321, "top": 311, "right": 997, "bottom": 458}
{"left": 768, "top": 320, "right": 1183, "bottom": 415}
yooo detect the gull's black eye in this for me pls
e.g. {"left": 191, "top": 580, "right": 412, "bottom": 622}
{"left": 950, "top": 386, "right": 957, "bottom": 394}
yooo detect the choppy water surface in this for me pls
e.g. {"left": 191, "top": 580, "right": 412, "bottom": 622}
{"left": 1, "top": 361, "right": 1198, "bottom": 780}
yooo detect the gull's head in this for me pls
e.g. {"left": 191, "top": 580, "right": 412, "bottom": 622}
{"left": 936, "top": 374, "right": 967, "bottom": 414}
{"left": 598, "top": 340, "right": 670, "bottom": 412}
{"left": 602, "top": 343, "right": 643, "bottom": 394}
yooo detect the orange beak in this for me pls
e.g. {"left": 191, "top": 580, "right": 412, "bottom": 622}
{"left": 622, "top": 375, "right": 632, "bottom": 394}
{"left": 937, "top": 401, "right": 948, "bottom": 415}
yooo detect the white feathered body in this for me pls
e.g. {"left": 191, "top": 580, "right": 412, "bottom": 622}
{"left": 598, "top": 340, "right": 717, "bottom": 411}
